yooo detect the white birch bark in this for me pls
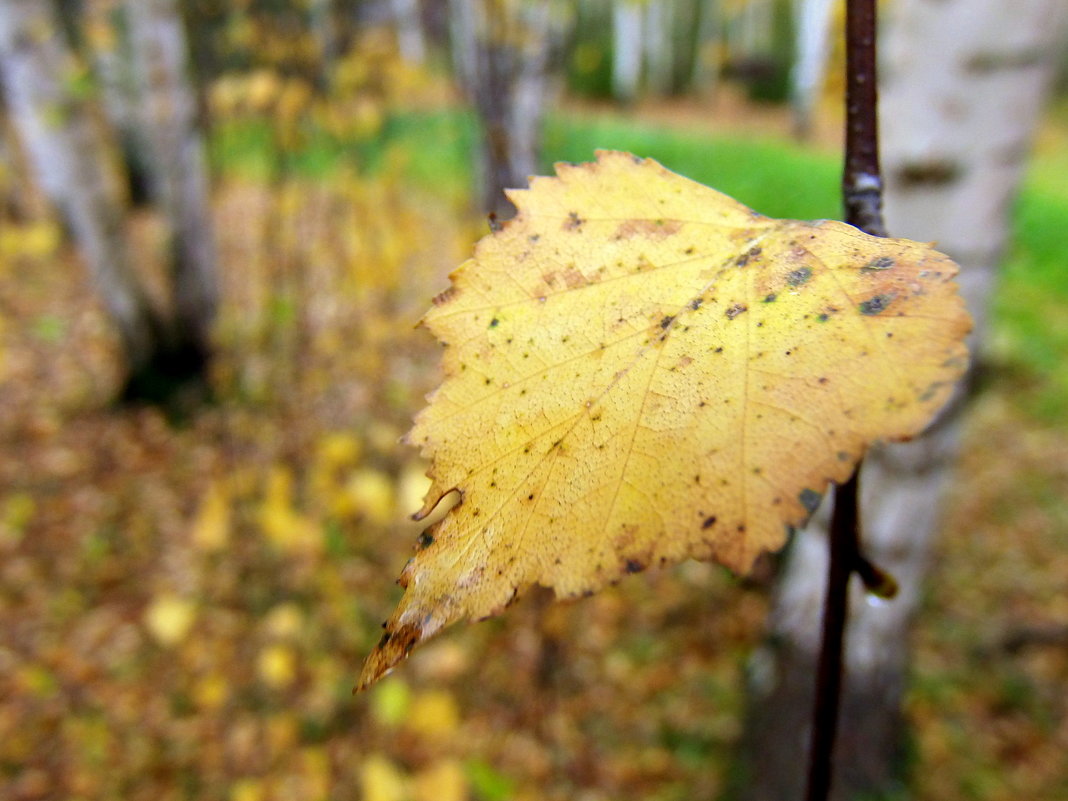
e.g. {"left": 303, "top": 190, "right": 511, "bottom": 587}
{"left": 612, "top": 0, "right": 643, "bottom": 103}
{"left": 0, "top": 0, "right": 161, "bottom": 371}
{"left": 690, "top": 0, "right": 722, "bottom": 93}
{"left": 391, "top": 0, "right": 426, "bottom": 65}
{"left": 643, "top": 0, "right": 674, "bottom": 95}
{"left": 125, "top": 0, "right": 218, "bottom": 358}
{"left": 449, "top": 0, "right": 565, "bottom": 218}
{"left": 736, "top": 2, "right": 1068, "bottom": 799}
{"left": 790, "top": 0, "right": 835, "bottom": 137}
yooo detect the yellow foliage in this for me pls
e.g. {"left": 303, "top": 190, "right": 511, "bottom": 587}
{"left": 1, "top": 491, "right": 35, "bottom": 548}
{"left": 338, "top": 469, "right": 394, "bottom": 524}
{"left": 193, "top": 673, "right": 230, "bottom": 711}
{"left": 396, "top": 461, "right": 432, "bottom": 519}
{"left": 246, "top": 69, "right": 283, "bottom": 114}
{"left": 191, "top": 480, "right": 231, "bottom": 552}
{"left": 360, "top": 754, "right": 408, "bottom": 801}
{"left": 0, "top": 222, "right": 60, "bottom": 259}
{"left": 144, "top": 595, "right": 197, "bottom": 648}
{"left": 404, "top": 689, "right": 461, "bottom": 742}
{"left": 360, "top": 151, "right": 971, "bottom": 687}
{"left": 317, "top": 432, "right": 362, "bottom": 468}
{"left": 258, "top": 644, "right": 298, "bottom": 690}
{"left": 259, "top": 465, "right": 322, "bottom": 555}
{"left": 369, "top": 677, "right": 411, "bottom": 728}
{"left": 412, "top": 759, "right": 468, "bottom": 801}
{"left": 230, "top": 778, "right": 267, "bottom": 801}
{"left": 263, "top": 602, "right": 305, "bottom": 640}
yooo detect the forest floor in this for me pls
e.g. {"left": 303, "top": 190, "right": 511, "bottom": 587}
{"left": 0, "top": 88, "right": 1066, "bottom": 801}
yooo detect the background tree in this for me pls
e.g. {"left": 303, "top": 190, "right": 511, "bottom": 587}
{"left": 449, "top": 0, "right": 570, "bottom": 218}
{"left": 734, "top": 1, "right": 1068, "bottom": 799}
{"left": 0, "top": 0, "right": 217, "bottom": 402}
{"left": 124, "top": 0, "right": 219, "bottom": 387}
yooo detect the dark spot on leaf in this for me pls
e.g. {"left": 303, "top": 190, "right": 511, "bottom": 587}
{"left": 763, "top": 293, "right": 777, "bottom": 303}
{"left": 489, "top": 318, "right": 499, "bottom": 328}
{"left": 860, "top": 293, "right": 895, "bottom": 315}
{"left": 861, "top": 256, "right": 895, "bottom": 272}
{"left": 726, "top": 304, "right": 747, "bottom": 320}
{"left": 799, "top": 488, "right": 822, "bottom": 513}
{"left": 660, "top": 315, "right": 675, "bottom": 329}
{"left": 787, "top": 267, "right": 813, "bottom": 286}
{"left": 735, "top": 246, "right": 762, "bottom": 267}
{"left": 625, "top": 560, "right": 644, "bottom": 574}
{"left": 817, "top": 313, "right": 830, "bottom": 322}
{"left": 417, "top": 531, "right": 434, "bottom": 549}
{"left": 702, "top": 516, "right": 717, "bottom": 530}
{"left": 689, "top": 298, "right": 702, "bottom": 310}
{"left": 378, "top": 631, "right": 391, "bottom": 647}
{"left": 564, "top": 211, "right": 584, "bottom": 230}
{"left": 488, "top": 212, "right": 502, "bottom": 232}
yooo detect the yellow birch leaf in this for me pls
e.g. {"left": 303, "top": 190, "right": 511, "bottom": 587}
{"left": 258, "top": 644, "right": 298, "bottom": 690}
{"left": 359, "top": 150, "right": 970, "bottom": 688}
{"left": 360, "top": 754, "right": 408, "bottom": 801}
{"left": 191, "top": 480, "right": 231, "bottom": 552}
{"left": 144, "top": 594, "right": 197, "bottom": 647}
{"left": 403, "top": 689, "right": 461, "bottom": 741}
{"left": 412, "top": 759, "right": 468, "bottom": 801}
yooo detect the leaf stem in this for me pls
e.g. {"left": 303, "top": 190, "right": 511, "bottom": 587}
{"left": 806, "top": 1, "right": 886, "bottom": 800}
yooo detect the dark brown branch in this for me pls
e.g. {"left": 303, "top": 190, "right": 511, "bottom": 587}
{"left": 806, "top": 1, "right": 886, "bottom": 800}
{"left": 842, "top": 0, "right": 887, "bottom": 238}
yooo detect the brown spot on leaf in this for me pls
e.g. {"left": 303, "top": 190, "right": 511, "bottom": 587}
{"left": 726, "top": 304, "right": 748, "bottom": 320}
{"left": 564, "top": 211, "right": 584, "bottom": 230}
{"left": 613, "top": 218, "right": 682, "bottom": 240}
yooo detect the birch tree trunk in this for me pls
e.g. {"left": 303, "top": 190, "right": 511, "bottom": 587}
{"left": 690, "top": 0, "right": 722, "bottom": 94}
{"left": 125, "top": 0, "right": 218, "bottom": 374}
{"left": 0, "top": 0, "right": 165, "bottom": 374}
{"left": 449, "top": 0, "right": 565, "bottom": 218}
{"left": 612, "top": 0, "right": 643, "bottom": 104}
{"left": 732, "top": 2, "right": 1068, "bottom": 799}
{"left": 391, "top": 0, "right": 426, "bottom": 65}
{"left": 790, "top": 0, "right": 835, "bottom": 138}
{"left": 643, "top": 0, "right": 674, "bottom": 96}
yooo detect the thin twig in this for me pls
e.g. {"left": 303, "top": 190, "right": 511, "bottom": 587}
{"left": 805, "top": 1, "right": 886, "bottom": 800}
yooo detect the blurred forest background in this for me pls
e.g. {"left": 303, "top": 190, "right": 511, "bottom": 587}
{"left": 1, "top": 1, "right": 1067, "bottom": 800}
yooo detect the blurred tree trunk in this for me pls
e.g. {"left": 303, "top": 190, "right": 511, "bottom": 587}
{"left": 391, "top": 0, "right": 426, "bottom": 65}
{"left": 612, "top": 0, "right": 643, "bottom": 103}
{"left": 0, "top": 0, "right": 165, "bottom": 374}
{"left": 310, "top": 0, "right": 339, "bottom": 88}
{"left": 125, "top": 0, "right": 218, "bottom": 382}
{"left": 643, "top": 0, "right": 673, "bottom": 95}
{"left": 449, "top": 0, "right": 567, "bottom": 218}
{"left": 731, "top": 2, "right": 1068, "bottom": 800}
{"left": 0, "top": 0, "right": 218, "bottom": 403}
{"left": 690, "top": 0, "right": 722, "bottom": 94}
{"left": 790, "top": 0, "right": 835, "bottom": 138}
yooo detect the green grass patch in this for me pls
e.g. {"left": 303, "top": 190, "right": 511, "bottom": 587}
{"left": 542, "top": 115, "right": 840, "bottom": 220}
